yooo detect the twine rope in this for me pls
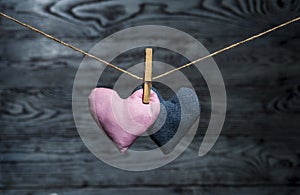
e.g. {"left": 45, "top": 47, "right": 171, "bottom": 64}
{"left": 1, "top": 12, "right": 299, "bottom": 81}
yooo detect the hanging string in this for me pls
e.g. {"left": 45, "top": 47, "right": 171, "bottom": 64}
{"left": 1, "top": 12, "right": 300, "bottom": 80}
{"left": 153, "top": 16, "right": 300, "bottom": 80}
{"left": 0, "top": 12, "right": 143, "bottom": 80}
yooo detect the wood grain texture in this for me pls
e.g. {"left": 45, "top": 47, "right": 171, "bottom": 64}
{"left": 0, "top": 37, "right": 299, "bottom": 89}
{"left": 1, "top": 136, "right": 299, "bottom": 187}
{"left": 1, "top": 187, "right": 300, "bottom": 195}
{"left": 1, "top": 0, "right": 300, "bottom": 194}
{"left": 1, "top": 87, "right": 300, "bottom": 137}
{"left": 1, "top": 0, "right": 300, "bottom": 38}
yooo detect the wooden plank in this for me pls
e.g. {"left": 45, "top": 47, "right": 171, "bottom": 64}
{"left": 0, "top": 38, "right": 299, "bottom": 90}
{"left": 1, "top": 187, "right": 300, "bottom": 195}
{"left": 1, "top": 37, "right": 299, "bottom": 64}
{"left": 1, "top": 0, "right": 300, "bottom": 38}
{"left": 1, "top": 136, "right": 300, "bottom": 187}
{"left": 1, "top": 135, "right": 299, "bottom": 162}
{"left": 1, "top": 87, "right": 300, "bottom": 137}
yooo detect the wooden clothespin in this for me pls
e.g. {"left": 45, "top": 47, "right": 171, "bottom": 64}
{"left": 143, "top": 48, "right": 153, "bottom": 104}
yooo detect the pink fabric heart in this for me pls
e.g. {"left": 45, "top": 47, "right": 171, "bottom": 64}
{"left": 88, "top": 88, "right": 160, "bottom": 153}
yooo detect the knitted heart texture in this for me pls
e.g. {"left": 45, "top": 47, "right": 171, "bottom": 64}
{"left": 88, "top": 86, "right": 200, "bottom": 153}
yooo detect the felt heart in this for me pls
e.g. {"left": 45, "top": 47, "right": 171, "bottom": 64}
{"left": 135, "top": 86, "right": 200, "bottom": 154}
{"left": 88, "top": 88, "right": 160, "bottom": 153}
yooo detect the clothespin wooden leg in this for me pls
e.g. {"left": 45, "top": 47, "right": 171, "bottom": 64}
{"left": 143, "top": 48, "right": 152, "bottom": 104}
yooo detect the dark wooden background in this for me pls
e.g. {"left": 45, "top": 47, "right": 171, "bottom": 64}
{"left": 1, "top": 0, "right": 300, "bottom": 194}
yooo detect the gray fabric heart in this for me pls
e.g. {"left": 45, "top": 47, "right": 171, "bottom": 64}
{"left": 135, "top": 86, "right": 200, "bottom": 154}
{"left": 149, "top": 87, "right": 200, "bottom": 154}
